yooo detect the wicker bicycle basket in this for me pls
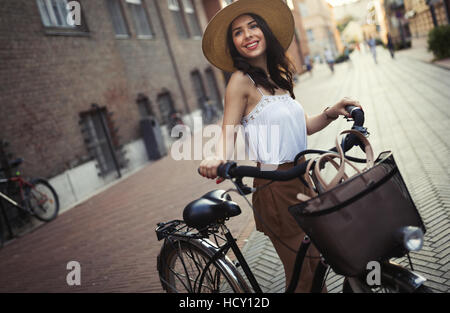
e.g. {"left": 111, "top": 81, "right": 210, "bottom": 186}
{"left": 288, "top": 151, "right": 426, "bottom": 277}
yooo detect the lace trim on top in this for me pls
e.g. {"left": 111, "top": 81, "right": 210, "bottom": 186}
{"left": 241, "top": 93, "right": 291, "bottom": 126}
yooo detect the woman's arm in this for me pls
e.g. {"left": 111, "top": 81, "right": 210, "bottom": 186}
{"left": 199, "top": 71, "right": 249, "bottom": 179}
{"left": 305, "top": 97, "right": 362, "bottom": 135}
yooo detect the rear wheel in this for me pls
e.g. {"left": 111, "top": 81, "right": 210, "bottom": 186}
{"left": 158, "top": 239, "right": 249, "bottom": 293}
{"left": 25, "top": 178, "right": 59, "bottom": 222}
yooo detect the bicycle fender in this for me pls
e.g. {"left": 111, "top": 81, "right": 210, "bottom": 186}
{"left": 381, "top": 260, "right": 427, "bottom": 292}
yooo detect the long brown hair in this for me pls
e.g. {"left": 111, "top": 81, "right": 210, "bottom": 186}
{"left": 226, "top": 13, "right": 296, "bottom": 98}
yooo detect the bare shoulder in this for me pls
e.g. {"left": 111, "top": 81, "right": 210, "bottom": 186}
{"left": 226, "top": 71, "right": 252, "bottom": 97}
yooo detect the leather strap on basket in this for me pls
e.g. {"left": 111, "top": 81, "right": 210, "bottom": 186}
{"left": 313, "top": 153, "right": 363, "bottom": 190}
{"left": 312, "top": 130, "right": 375, "bottom": 192}
{"left": 338, "top": 130, "right": 375, "bottom": 170}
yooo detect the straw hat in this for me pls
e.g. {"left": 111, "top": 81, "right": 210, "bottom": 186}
{"left": 202, "top": 0, "right": 295, "bottom": 73}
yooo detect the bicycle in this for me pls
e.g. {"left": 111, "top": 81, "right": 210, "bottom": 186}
{"left": 155, "top": 106, "right": 433, "bottom": 293}
{"left": 0, "top": 157, "right": 60, "bottom": 242}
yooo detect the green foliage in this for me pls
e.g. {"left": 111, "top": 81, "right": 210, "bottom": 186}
{"left": 427, "top": 25, "right": 450, "bottom": 60}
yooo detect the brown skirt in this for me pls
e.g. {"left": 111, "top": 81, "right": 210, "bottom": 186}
{"left": 251, "top": 161, "right": 314, "bottom": 238}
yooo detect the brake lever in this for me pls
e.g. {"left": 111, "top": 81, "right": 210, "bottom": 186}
{"left": 344, "top": 116, "right": 354, "bottom": 122}
{"left": 233, "top": 177, "right": 254, "bottom": 195}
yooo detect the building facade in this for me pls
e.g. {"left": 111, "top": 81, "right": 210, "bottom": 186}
{"left": 404, "top": 0, "right": 449, "bottom": 38}
{"left": 333, "top": 0, "right": 390, "bottom": 44}
{"left": 298, "top": 0, "right": 343, "bottom": 61}
{"left": 0, "top": 0, "right": 223, "bottom": 213}
{"left": 287, "top": 0, "right": 311, "bottom": 74}
{"left": 384, "top": 0, "right": 412, "bottom": 46}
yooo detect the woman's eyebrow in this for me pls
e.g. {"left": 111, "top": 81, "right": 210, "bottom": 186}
{"left": 232, "top": 20, "right": 257, "bottom": 32}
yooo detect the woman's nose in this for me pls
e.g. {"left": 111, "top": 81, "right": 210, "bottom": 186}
{"left": 243, "top": 29, "right": 252, "bottom": 39}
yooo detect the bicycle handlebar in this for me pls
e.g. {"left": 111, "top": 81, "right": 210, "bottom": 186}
{"left": 216, "top": 105, "right": 366, "bottom": 184}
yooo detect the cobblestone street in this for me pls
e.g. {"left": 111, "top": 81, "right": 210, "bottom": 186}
{"left": 0, "top": 46, "right": 449, "bottom": 293}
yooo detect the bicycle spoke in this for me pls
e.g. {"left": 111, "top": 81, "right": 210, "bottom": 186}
{"left": 163, "top": 240, "right": 235, "bottom": 293}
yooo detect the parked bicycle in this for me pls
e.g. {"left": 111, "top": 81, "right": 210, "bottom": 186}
{"left": 0, "top": 157, "right": 60, "bottom": 240}
{"left": 155, "top": 106, "right": 432, "bottom": 293}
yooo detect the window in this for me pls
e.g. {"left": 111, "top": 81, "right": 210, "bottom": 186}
{"left": 182, "top": 0, "right": 202, "bottom": 37}
{"left": 191, "top": 70, "right": 207, "bottom": 110}
{"left": 106, "top": 0, "right": 130, "bottom": 37}
{"left": 205, "top": 68, "right": 223, "bottom": 112}
{"left": 157, "top": 92, "right": 176, "bottom": 125}
{"left": 168, "top": 0, "right": 189, "bottom": 38}
{"left": 79, "top": 107, "right": 116, "bottom": 176}
{"left": 37, "top": 0, "right": 73, "bottom": 28}
{"left": 36, "top": 0, "right": 87, "bottom": 32}
{"left": 126, "top": 0, "right": 154, "bottom": 38}
{"left": 137, "top": 94, "right": 154, "bottom": 118}
{"left": 306, "top": 29, "right": 314, "bottom": 42}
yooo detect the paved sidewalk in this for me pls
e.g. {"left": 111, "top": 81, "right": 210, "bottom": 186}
{"left": 395, "top": 37, "right": 450, "bottom": 70}
{"left": 0, "top": 149, "right": 255, "bottom": 292}
{"left": 239, "top": 47, "right": 450, "bottom": 293}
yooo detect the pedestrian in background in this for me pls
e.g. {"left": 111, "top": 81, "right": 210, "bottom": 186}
{"left": 304, "top": 54, "right": 313, "bottom": 77}
{"left": 368, "top": 36, "right": 377, "bottom": 64}
{"left": 344, "top": 45, "right": 353, "bottom": 69}
{"left": 324, "top": 48, "right": 335, "bottom": 73}
{"left": 387, "top": 33, "right": 395, "bottom": 59}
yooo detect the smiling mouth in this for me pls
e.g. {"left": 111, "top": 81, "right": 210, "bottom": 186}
{"left": 245, "top": 41, "right": 259, "bottom": 50}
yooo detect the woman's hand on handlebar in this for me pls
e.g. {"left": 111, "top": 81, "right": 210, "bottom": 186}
{"left": 331, "top": 97, "right": 363, "bottom": 118}
{"left": 198, "top": 156, "right": 225, "bottom": 180}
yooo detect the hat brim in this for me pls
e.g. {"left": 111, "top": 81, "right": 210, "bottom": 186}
{"left": 202, "top": 0, "right": 295, "bottom": 73}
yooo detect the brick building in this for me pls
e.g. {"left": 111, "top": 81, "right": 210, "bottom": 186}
{"left": 404, "top": 0, "right": 449, "bottom": 38}
{"left": 0, "top": 0, "right": 226, "bottom": 212}
{"left": 298, "top": 0, "right": 343, "bottom": 62}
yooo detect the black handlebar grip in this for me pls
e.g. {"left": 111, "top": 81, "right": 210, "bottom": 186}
{"left": 345, "top": 105, "right": 364, "bottom": 127}
{"left": 217, "top": 163, "right": 228, "bottom": 178}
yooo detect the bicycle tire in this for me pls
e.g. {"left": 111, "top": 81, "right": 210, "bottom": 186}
{"left": 342, "top": 275, "right": 434, "bottom": 293}
{"left": 158, "top": 238, "right": 250, "bottom": 293}
{"left": 25, "top": 178, "right": 59, "bottom": 222}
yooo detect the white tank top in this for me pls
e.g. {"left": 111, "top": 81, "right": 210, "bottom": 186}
{"left": 241, "top": 74, "right": 307, "bottom": 164}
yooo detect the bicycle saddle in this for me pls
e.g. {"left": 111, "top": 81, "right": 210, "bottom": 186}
{"left": 0, "top": 158, "right": 23, "bottom": 171}
{"left": 183, "top": 190, "right": 241, "bottom": 230}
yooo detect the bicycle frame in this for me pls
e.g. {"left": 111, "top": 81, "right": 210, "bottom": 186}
{"left": 217, "top": 227, "right": 329, "bottom": 293}
{"left": 0, "top": 179, "right": 26, "bottom": 211}
{"left": 0, "top": 176, "right": 33, "bottom": 212}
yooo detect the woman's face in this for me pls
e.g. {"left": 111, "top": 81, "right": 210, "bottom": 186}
{"left": 231, "top": 14, "right": 267, "bottom": 60}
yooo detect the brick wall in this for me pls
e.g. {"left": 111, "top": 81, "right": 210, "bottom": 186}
{"left": 0, "top": 0, "right": 221, "bottom": 179}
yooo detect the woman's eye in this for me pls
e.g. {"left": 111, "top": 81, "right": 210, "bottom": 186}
{"left": 234, "top": 30, "right": 241, "bottom": 36}
{"left": 250, "top": 24, "right": 258, "bottom": 29}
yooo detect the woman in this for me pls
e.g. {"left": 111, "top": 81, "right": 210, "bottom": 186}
{"left": 199, "top": 0, "right": 361, "bottom": 293}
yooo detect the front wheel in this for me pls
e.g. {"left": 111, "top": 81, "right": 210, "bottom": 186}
{"left": 25, "top": 178, "right": 59, "bottom": 222}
